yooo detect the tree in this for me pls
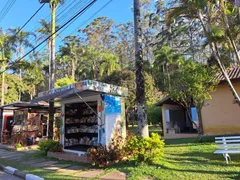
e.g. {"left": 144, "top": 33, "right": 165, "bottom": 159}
{"left": 115, "top": 22, "right": 135, "bottom": 69}
{"left": 59, "top": 35, "right": 80, "bottom": 80}
{"left": 134, "top": 0, "right": 149, "bottom": 137}
{"left": 0, "top": 29, "right": 11, "bottom": 105}
{"left": 79, "top": 16, "right": 116, "bottom": 51}
{"left": 4, "top": 74, "right": 25, "bottom": 104}
{"left": 22, "top": 62, "right": 44, "bottom": 100}
{"left": 167, "top": 59, "right": 217, "bottom": 134}
{"left": 153, "top": 45, "right": 183, "bottom": 92}
{"left": 8, "top": 28, "right": 35, "bottom": 100}
{"left": 55, "top": 76, "right": 75, "bottom": 88}
{"left": 99, "top": 52, "right": 121, "bottom": 77}
{"left": 38, "top": 0, "right": 63, "bottom": 139}
{"left": 165, "top": 0, "right": 240, "bottom": 105}
{"left": 103, "top": 70, "right": 161, "bottom": 128}
{"left": 49, "top": 0, "right": 64, "bottom": 139}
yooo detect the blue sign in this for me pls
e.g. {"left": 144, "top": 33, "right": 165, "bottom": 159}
{"left": 103, "top": 95, "right": 121, "bottom": 115}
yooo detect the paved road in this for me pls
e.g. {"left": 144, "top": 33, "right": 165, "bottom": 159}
{"left": 0, "top": 171, "right": 22, "bottom": 180}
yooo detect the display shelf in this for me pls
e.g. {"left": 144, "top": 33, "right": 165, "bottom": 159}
{"left": 65, "top": 122, "right": 97, "bottom": 126}
{"left": 65, "top": 144, "right": 96, "bottom": 148}
{"left": 64, "top": 145, "right": 96, "bottom": 151}
{"left": 65, "top": 114, "right": 96, "bottom": 118}
{"left": 64, "top": 101, "right": 98, "bottom": 152}
{"left": 65, "top": 132, "right": 98, "bottom": 137}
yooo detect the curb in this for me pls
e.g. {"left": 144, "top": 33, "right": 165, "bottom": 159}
{"left": 0, "top": 164, "right": 44, "bottom": 180}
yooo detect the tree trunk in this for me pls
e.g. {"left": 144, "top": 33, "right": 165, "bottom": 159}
{"left": 48, "top": 3, "right": 57, "bottom": 139}
{"left": 134, "top": 0, "right": 149, "bottom": 137}
{"left": 1, "top": 47, "right": 5, "bottom": 106}
{"left": 198, "top": 11, "right": 240, "bottom": 106}
{"left": 1, "top": 63, "right": 5, "bottom": 106}
{"left": 220, "top": 0, "right": 240, "bottom": 64}
{"left": 19, "top": 46, "right": 23, "bottom": 101}
{"left": 197, "top": 107, "right": 204, "bottom": 135}
{"left": 72, "top": 57, "right": 75, "bottom": 80}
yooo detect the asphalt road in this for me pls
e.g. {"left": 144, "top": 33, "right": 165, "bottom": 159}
{"left": 0, "top": 171, "right": 22, "bottom": 180}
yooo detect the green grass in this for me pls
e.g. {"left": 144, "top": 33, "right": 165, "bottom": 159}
{"left": 0, "top": 150, "right": 92, "bottom": 180}
{"left": 1, "top": 138, "right": 240, "bottom": 180}
{"left": 115, "top": 138, "right": 240, "bottom": 180}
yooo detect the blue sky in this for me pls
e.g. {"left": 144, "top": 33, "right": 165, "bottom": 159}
{"left": 0, "top": 0, "right": 133, "bottom": 54}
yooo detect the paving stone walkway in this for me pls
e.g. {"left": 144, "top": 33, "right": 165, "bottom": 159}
{"left": 0, "top": 148, "right": 127, "bottom": 180}
{"left": 74, "top": 169, "right": 105, "bottom": 178}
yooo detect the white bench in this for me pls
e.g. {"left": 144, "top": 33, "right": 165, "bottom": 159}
{"left": 214, "top": 136, "right": 240, "bottom": 164}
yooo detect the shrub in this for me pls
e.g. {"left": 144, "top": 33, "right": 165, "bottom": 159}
{"left": 147, "top": 105, "right": 162, "bottom": 125}
{"left": 15, "top": 143, "right": 22, "bottom": 149}
{"left": 87, "top": 132, "right": 164, "bottom": 166}
{"left": 87, "top": 132, "right": 135, "bottom": 167}
{"left": 87, "top": 144, "right": 110, "bottom": 167}
{"left": 126, "top": 133, "right": 165, "bottom": 163}
{"left": 38, "top": 140, "right": 62, "bottom": 154}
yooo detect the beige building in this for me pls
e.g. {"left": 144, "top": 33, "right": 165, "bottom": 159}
{"left": 158, "top": 67, "right": 240, "bottom": 139}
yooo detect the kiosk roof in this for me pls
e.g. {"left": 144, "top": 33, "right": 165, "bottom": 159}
{"left": 32, "top": 80, "right": 128, "bottom": 103}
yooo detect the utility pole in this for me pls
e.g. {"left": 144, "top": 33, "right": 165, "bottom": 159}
{"left": 133, "top": 0, "right": 149, "bottom": 137}
{"left": 39, "top": 0, "right": 59, "bottom": 139}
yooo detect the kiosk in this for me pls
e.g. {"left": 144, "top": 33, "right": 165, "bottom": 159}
{"left": 34, "top": 80, "right": 128, "bottom": 155}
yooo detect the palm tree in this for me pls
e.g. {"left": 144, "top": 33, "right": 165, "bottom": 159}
{"left": 41, "top": 0, "right": 64, "bottom": 139}
{"left": 8, "top": 28, "right": 36, "bottom": 100}
{"left": 23, "top": 62, "right": 44, "bottom": 100}
{"left": 49, "top": 0, "right": 64, "bottom": 90}
{"left": 59, "top": 35, "right": 80, "bottom": 80}
{"left": 134, "top": 0, "right": 149, "bottom": 137}
{"left": 0, "top": 29, "right": 11, "bottom": 106}
{"left": 164, "top": 0, "right": 240, "bottom": 106}
{"left": 99, "top": 53, "right": 121, "bottom": 77}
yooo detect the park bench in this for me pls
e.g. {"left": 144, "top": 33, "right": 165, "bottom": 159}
{"left": 214, "top": 136, "right": 240, "bottom": 164}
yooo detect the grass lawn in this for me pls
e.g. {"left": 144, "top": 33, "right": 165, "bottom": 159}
{"left": 115, "top": 137, "right": 240, "bottom": 180}
{"left": 1, "top": 137, "right": 240, "bottom": 180}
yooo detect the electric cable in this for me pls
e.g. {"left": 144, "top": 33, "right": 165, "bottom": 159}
{"left": 26, "top": 0, "right": 114, "bottom": 62}
{"left": 15, "top": 3, "right": 46, "bottom": 35}
{"left": 0, "top": 0, "right": 17, "bottom": 23}
{"left": 5, "top": 0, "right": 97, "bottom": 71}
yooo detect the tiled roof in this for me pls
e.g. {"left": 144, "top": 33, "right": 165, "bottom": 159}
{"left": 216, "top": 66, "right": 240, "bottom": 81}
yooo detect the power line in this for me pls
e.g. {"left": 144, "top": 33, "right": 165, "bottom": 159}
{"left": 24, "top": 0, "right": 69, "bottom": 43}
{"left": 0, "top": 0, "right": 13, "bottom": 19}
{"left": 27, "top": 0, "right": 81, "bottom": 45}
{"left": 15, "top": 4, "right": 46, "bottom": 35}
{"left": 70, "top": 0, "right": 113, "bottom": 36}
{"left": 0, "top": 0, "right": 16, "bottom": 23}
{"left": 6, "top": 0, "right": 97, "bottom": 71}
{"left": 0, "top": 0, "right": 11, "bottom": 16}
{"left": 56, "top": 0, "right": 85, "bottom": 25}
{"left": 29, "top": 0, "right": 114, "bottom": 60}
{"left": 19, "top": 0, "right": 84, "bottom": 58}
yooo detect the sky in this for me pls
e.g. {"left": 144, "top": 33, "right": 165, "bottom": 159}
{"left": 0, "top": 0, "right": 133, "bottom": 55}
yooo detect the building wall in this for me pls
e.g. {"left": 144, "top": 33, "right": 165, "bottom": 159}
{"left": 201, "top": 81, "right": 240, "bottom": 135}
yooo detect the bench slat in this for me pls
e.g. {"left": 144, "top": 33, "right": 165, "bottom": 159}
{"left": 214, "top": 150, "right": 240, "bottom": 154}
{"left": 217, "top": 144, "right": 240, "bottom": 147}
{"left": 215, "top": 136, "right": 240, "bottom": 140}
{"left": 216, "top": 139, "right": 240, "bottom": 143}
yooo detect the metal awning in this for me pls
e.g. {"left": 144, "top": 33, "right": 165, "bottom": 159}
{"left": 0, "top": 101, "right": 58, "bottom": 111}
{"left": 32, "top": 80, "right": 128, "bottom": 103}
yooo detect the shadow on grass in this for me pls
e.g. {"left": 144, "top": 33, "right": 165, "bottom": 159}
{"left": 167, "top": 151, "right": 240, "bottom": 168}
{"left": 164, "top": 136, "right": 215, "bottom": 145}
